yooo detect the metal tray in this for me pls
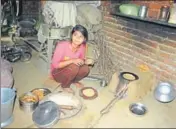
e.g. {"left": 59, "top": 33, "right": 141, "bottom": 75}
{"left": 79, "top": 87, "right": 98, "bottom": 100}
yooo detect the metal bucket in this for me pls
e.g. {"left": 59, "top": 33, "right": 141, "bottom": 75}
{"left": 1, "top": 88, "right": 16, "bottom": 128}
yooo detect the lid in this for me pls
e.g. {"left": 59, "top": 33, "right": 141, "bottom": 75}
{"left": 32, "top": 101, "right": 60, "bottom": 128}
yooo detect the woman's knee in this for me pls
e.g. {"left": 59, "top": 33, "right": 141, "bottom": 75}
{"left": 69, "top": 64, "right": 80, "bottom": 71}
{"left": 80, "top": 65, "right": 90, "bottom": 76}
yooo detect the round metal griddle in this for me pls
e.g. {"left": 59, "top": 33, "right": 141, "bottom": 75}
{"left": 79, "top": 87, "right": 98, "bottom": 100}
{"left": 120, "top": 72, "right": 139, "bottom": 81}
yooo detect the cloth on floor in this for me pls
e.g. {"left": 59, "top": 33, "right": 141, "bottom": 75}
{"left": 37, "top": 24, "right": 47, "bottom": 44}
{"left": 42, "top": 1, "right": 77, "bottom": 28}
{"left": 1, "top": 58, "right": 13, "bottom": 72}
{"left": 1, "top": 58, "right": 14, "bottom": 88}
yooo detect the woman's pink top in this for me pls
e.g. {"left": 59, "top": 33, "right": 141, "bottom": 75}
{"left": 50, "top": 41, "right": 86, "bottom": 73}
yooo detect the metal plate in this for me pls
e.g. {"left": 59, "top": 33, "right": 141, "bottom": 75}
{"left": 31, "top": 88, "right": 51, "bottom": 101}
{"left": 79, "top": 87, "right": 98, "bottom": 100}
{"left": 31, "top": 88, "right": 51, "bottom": 96}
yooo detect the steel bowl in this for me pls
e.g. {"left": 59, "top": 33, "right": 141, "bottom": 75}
{"left": 154, "top": 82, "right": 176, "bottom": 103}
{"left": 129, "top": 103, "right": 147, "bottom": 116}
{"left": 19, "top": 92, "right": 39, "bottom": 112}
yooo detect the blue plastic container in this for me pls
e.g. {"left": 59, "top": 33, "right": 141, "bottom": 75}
{"left": 1, "top": 88, "right": 16, "bottom": 127}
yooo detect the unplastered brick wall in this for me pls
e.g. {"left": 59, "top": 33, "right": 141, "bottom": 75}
{"left": 100, "top": 0, "right": 176, "bottom": 84}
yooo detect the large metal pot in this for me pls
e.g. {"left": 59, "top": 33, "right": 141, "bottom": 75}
{"left": 19, "top": 92, "right": 39, "bottom": 112}
{"left": 17, "top": 18, "right": 36, "bottom": 28}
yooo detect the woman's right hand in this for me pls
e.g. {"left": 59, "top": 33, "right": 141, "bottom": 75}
{"left": 72, "top": 58, "right": 85, "bottom": 66}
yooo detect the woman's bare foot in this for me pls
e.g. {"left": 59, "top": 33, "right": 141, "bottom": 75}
{"left": 73, "top": 82, "right": 84, "bottom": 89}
{"left": 63, "top": 88, "right": 75, "bottom": 94}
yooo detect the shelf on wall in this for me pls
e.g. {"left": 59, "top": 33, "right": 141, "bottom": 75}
{"left": 111, "top": 12, "right": 176, "bottom": 28}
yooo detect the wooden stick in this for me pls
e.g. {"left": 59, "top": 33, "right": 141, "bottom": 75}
{"left": 100, "top": 85, "right": 128, "bottom": 115}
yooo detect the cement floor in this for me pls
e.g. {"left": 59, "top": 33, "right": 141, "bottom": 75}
{"left": 2, "top": 41, "right": 176, "bottom": 128}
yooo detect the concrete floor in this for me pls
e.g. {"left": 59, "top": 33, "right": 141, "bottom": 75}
{"left": 2, "top": 40, "right": 176, "bottom": 128}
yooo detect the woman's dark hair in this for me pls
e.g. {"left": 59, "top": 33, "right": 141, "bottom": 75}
{"left": 71, "top": 25, "right": 88, "bottom": 43}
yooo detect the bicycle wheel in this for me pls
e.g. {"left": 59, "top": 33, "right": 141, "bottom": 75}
{"left": 20, "top": 52, "right": 32, "bottom": 62}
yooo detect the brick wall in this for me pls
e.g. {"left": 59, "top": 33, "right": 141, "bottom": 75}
{"left": 100, "top": 0, "right": 176, "bottom": 84}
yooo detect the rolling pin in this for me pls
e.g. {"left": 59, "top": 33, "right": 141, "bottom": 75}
{"left": 58, "top": 105, "right": 77, "bottom": 110}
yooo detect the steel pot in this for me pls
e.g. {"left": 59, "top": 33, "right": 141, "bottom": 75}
{"left": 138, "top": 5, "right": 148, "bottom": 18}
{"left": 159, "top": 6, "right": 170, "bottom": 22}
{"left": 19, "top": 92, "right": 39, "bottom": 112}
